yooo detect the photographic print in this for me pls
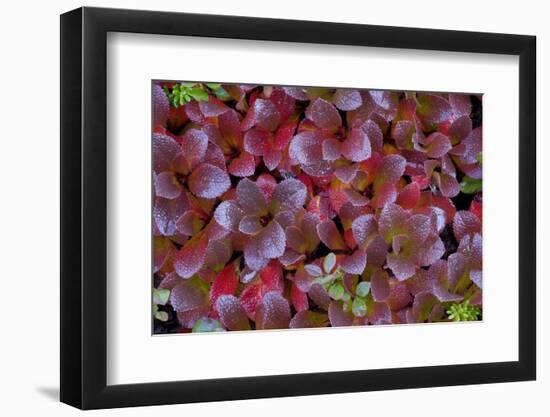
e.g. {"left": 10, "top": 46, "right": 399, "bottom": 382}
{"left": 152, "top": 82, "right": 482, "bottom": 334}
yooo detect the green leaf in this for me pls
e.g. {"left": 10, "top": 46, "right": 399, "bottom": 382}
{"left": 475, "top": 153, "right": 483, "bottom": 166}
{"left": 155, "top": 311, "right": 169, "bottom": 322}
{"left": 188, "top": 87, "right": 209, "bottom": 102}
{"left": 460, "top": 176, "right": 482, "bottom": 194}
{"left": 153, "top": 288, "right": 170, "bottom": 305}
{"left": 356, "top": 281, "right": 371, "bottom": 297}
{"left": 205, "top": 83, "right": 221, "bottom": 90}
{"left": 352, "top": 296, "right": 367, "bottom": 317}
{"left": 328, "top": 283, "right": 345, "bottom": 300}
{"left": 323, "top": 253, "right": 337, "bottom": 274}
{"left": 192, "top": 317, "right": 226, "bottom": 332}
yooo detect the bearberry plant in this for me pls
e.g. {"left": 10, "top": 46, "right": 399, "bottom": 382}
{"left": 152, "top": 81, "right": 482, "bottom": 333}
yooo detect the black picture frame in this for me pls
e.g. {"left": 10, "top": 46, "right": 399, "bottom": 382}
{"left": 60, "top": 6, "right": 536, "bottom": 410}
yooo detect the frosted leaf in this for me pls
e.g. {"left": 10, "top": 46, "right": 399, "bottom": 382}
{"left": 173, "top": 235, "right": 209, "bottom": 279}
{"left": 379, "top": 203, "right": 408, "bottom": 242}
{"left": 271, "top": 179, "right": 307, "bottom": 213}
{"left": 302, "top": 161, "right": 334, "bottom": 177}
{"left": 198, "top": 96, "right": 229, "bottom": 117}
{"left": 175, "top": 210, "right": 204, "bottom": 236}
{"left": 243, "top": 238, "right": 269, "bottom": 271}
{"left": 470, "top": 269, "right": 482, "bottom": 288}
{"left": 418, "top": 235, "right": 445, "bottom": 266}
{"left": 239, "top": 215, "right": 263, "bottom": 235}
{"left": 255, "top": 292, "right": 291, "bottom": 330}
{"left": 152, "top": 84, "right": 169, "bottom": 126}
{"left": 328, "top": 301, "right": 354, "bottom": 327}
{"left": 437, "top": 173, "right": 460, "bottom": 198}
{"left": 416, "top": 94, "right": 453, "bottom": 125}
{"left": 218, "top": 109, "right": 242, "bottom": 146}
{"left": 362, "top": 119, "right": 384, "bottom": 151}
{"left": 333, "top": 89, "right": 362, "bottom": 111}
{"left": 411, "top": 292, "right": 439, "bottom": 322}
{"left": 228, "top": 152, "right": 256, "bottom": 177}
{"left": 340, "top": 249, "right": 367, "bottom": 275}
{"left": 154, "top": 171, "right": 181, "bottom": 199}
{"left": 259, "top": 260, "right": 284, "bottom": 293}
{"left": 447, "top": 252, "right": 468, "bottom": 289}
{"left": 323, "top": 252, "right": 337, "bottom": 274}
{"left": 317, "top": 220, "right": 347, "bottom": 250}
{"left": 280, "top": 249, "right": 305, "bottom": 266}
{"left": 305, "top": 98, "right": 342, "bottom": 131}
{"left": 322, "top": 138, "right": 342, "bottom": 161}
{"left": 425, "top": 132, "right": 452, "bottom": 158}
{"left": 181, "top": 129, "right": 209, "bottom": 169}
{"left": 448, "top": 115, "right": 472, "bottom": 144}
{"left": 213, "top": 200, "right": 244, "bottom": 232}
{"left": 263, "top": 148, "right": 282, "bottom": 171}
{"left": 344, "top": 189, "right": 369, "bottom": 207}
{"left": 367, "top": 301, "right": 392, "bottom": 325}
{"left": 216, "top": 295, "right": 251, "bottom": 331}
{"left": 449, "top": 94, "right": 472, "bottom": 118}
{"left": 253, "top": 99, "right": 280, "bottom": 131}
{"left": 341, "top": 128, "right": 371, "bottom": 162}
{"left": 352, "top": 214, "right": 377, "bottom": 247}
{"left": 392, "top": 120, "right": 415, "bottom": 150}
{"left": 202, "top": 141, "right": 226, "bottom": 170}
{"left": 407, "top": 214, "right": 431, "bottom": 243}
{"left": 396, "top": 182, "right": 420, "bottom": 209}
{"left": 289, "top": 131, "right": 323, "bottom": 165}
{"left": 453, "top": 210, "right": 482, "bottom": 241}
{"left": 153, "top": 237, "right": 174, "bottom": 273}
{"left": 236, "top": 178, "right": 268, "bottom": 215}
{"left": 366, "top": 235, "right": 388, "bottom": 267}
{"left": 334, "top": 165, "right": 358, "bottom": 184}
{"left": 286, "top": 226, "right": 307, "bottom": 253}
{"left": 257, "top": 220, "right": 286, "bottom": 259}
{"left": 204, "top": 239, "right": 232, "bottom": 269}
{"left": 376, "top": 154, "right": 406, "bottom": 185}
{"left": 184, "top": 100, "right": 206, "bottom": 124}
{"left": 170, "top": 277, "right": 208, "bottom": 312}
{"left": 209, "top": 261, "right": 239, "bottom": 307}
{"left": 153, "top": 133, "right": 181, "bottom": 173}
{"left": 290, "top": 283, "right": 310, "bottom": 312}
{"left": 387, "top": 252, "right": 416, "bottom": 281}
{"left": 304, "top": 264, "right": 323, "bottom": 277}
{"left": 188, "top": 163, "right": 230, "bottom": 199}
{"left": 243, "top": 129, "right": 270, "bottom": 156}
{"left": 290, "top": 311, "right": 329, "bottom": 328}
{"left": 371, "top": 270, "right": 390, "bottom": 302}
{"left": 372, "top": 182, "right": 398, "bottom": 209}
{"left": 282, "top": 86, "right": 309, "bottom": 101}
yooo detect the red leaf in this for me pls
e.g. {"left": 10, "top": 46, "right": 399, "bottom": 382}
{"left": 173, "top": 234, "right": 209, "bottom": 279}
{"left": 210, "top": 261, "right": 239, "bottom": 309}
{"left": 291, "top": 283, "right": 309, "bottom": 312}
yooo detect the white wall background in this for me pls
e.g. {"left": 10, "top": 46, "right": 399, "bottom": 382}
{"left": 0, "top": 0, "right": 545, "bottom": 415}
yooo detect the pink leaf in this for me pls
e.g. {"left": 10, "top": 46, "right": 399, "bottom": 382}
{"left": 305, "top": 98, "right": 342, "bottom": 131}
{"left": 173, "top": 235, "right": 209, "bottom": 279}
{"left": 257, "top": 220, "right": 286, "bottom": 259}
{"left": 371, "top": 269, "right": 390, "bottom": 302}
{"left": 271, "top": 178, "right": 308, "bottom": 213}
{"left": 317, "top": 220, "right": 347, "bottom": 250}
{"left": 228, "top": 152, "right": 256, "bottom": 177}
{"left": 237, "top": 178, "right": 268, "bottom": 215}
{"left": 328, "top": 301, "right": 354, "bottom": 327}
{"left": 453, "top": 210, "right": 482, "bottom": 241}
{"left": 253, "top": 99, "right": 280, "bottom": 131}
{"left": 153, "top": 84, "right": 169, "bottom": 126}
{"left": 333, "top": 89, "right": 362, "bottom": 111}
{"left": 199, "top": 96, "right": 229, "bottom": 117}
{"left": 289, "top": 311, "right": 329, "bottom": 328}
{"left": 341, "top": 129, "right": 372, "bottom": 162}
{"left": 154, "top": 171, "right": 181, "bottom": 199}
{"left": 255, "top": 292, "right": 291, "bottom": 330}
{"left": 216, "top": 295, "right": 251, "bottom": 331}
{"left": 214, "top": 200, "right": 244, "bottom": 232}
{"left": 170, "top": 276, "right": 209, "bottom": 312}
{"left": 291, "top": 283, "right": 309, "bottom": 312}
{"left": 188, "top": 163, "right": 231, "bottom": 199}
{"left": 340, "top": 249, "right": 367, "bottom": 275}
{"left": 289, "top": 130, "right": 324, "bottom": 165}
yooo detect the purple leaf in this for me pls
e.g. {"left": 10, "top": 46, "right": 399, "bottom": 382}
{"left": 255, "top": 292, "right": 291, "bottom": 329}
{"left": 188, "top": 163, "right": 230, "bottom": 199}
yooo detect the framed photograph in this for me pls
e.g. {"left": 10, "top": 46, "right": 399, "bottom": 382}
{"left": 60, "top": 6, "right": 536, "bottom": 410}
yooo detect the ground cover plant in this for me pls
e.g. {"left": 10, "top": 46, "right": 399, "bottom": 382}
{"left": 152, "top": 81, "right": 482, "bottom": 333}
